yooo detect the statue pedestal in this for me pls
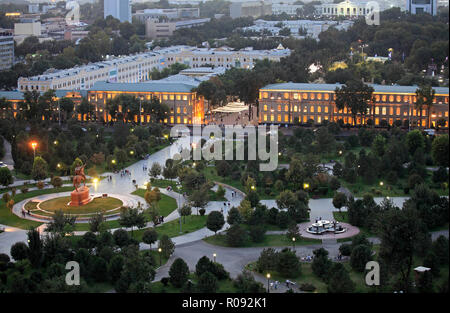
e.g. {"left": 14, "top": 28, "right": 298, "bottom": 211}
{"left": 70, "top": 186, "right": 91, "bottom": 206}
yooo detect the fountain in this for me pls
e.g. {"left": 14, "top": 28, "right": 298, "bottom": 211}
{"left": 306, "top": 219, "right": 346, "bottom": 235}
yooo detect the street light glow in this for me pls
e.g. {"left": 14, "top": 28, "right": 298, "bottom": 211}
{"left": 30, "top": 141, "right": 37, "bottom": 149}
{"left": 303, "top": 183, "right": 310, "bottom": 189}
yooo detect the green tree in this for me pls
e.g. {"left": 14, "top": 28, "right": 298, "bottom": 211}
{"left": 277, "top": 248, "right": 301, "bottom": 278}
{"left": 118, "top": 207, "right": 147, "bottom": 237}
{"left": 206, "top": 211, "right": 225, "bottom": 234}
{"left": 227, "top": 207, "right": 243, "bottom": 225}
{"left": 10, "top": 242, "right": 29, "bottom": 261}
{"left": 332, "top": 192, "right": 347, "bottom": 215}
{"left": 158, "top": 234, "right": 175, "bottom": 259}
{"left": 431, "top": 134, "right": 449, "bottom": 167}
{"left": 169, "top": 258, "right": 190, "bottom": 288}
{"left": 197, "top": 271, "right": 218, "bottom": 293}
{"left": 406, "top": 130, "right": 425, "bottom": 156}
{"left": 350, "top": 244, "right": 373, "bottom": 272}
{"left": 335, "top": 80, "right": 374, "bottom": 126}
{"left": 327, "top": 263, "right": 355, "bottom": 293}
{"left": 0, "top": 167, "right": 13, "bottom": 186}
{"left": 415, "top": 85, "right": 435, "bottom": 128}
{"left": 311, "top": 248, "right": 332, "bottom": 281}
{"left": 31, "top": 156, "right": 48, "bottom": 180}
{"left": 226, "top": 224, "right": 247, "bottom": 247}
{"left": 142, "top": 228, "right": 158, "bottom": 249}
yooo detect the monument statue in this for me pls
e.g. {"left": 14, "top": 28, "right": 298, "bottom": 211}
{"left": 73, "top": 165, "right": 87, "bottom": 191}
{"left": 70, "top": 164, "right": 91, "bottom": 206}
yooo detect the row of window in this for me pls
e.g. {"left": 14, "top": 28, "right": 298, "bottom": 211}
{"left": 92, "top": 93, "right": 191, "bottom": 102}
{"left": 261, "top": 92, "right": 449, "bottom": 104}
{"left": 262, "top": 114, "right": 450, "bottom": 127}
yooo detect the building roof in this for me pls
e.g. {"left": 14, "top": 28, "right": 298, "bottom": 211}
{"left": 89, "top": 81, "right": 198, "bottom": 93}
{"left": 0, "top": 90, "right": 87, "bottom": 100}
{"left": 260, "top": 82, "right": 450, "bottom": 95}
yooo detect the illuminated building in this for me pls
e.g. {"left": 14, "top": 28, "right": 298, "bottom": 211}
{"left": 258, "top": 83, "right": 449, "bottom": 128}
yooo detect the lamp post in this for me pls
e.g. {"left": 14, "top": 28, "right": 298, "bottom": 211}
{"left": 213, "top": 253, "right": 216, "bottom": 263}
{"left": 158, "top": 247, "right": 162, "bottom": 266}
{"left": 177, "top": 182, "right": 182, "bottom": 234}
{"left": 30, "top": 142, "right": 37, "bottom": 159}
{"left": 266, "top": 273, "right": 271, "bottom": 293}
{"left": 292, "top": 237, "right": 296, "bottom": 251}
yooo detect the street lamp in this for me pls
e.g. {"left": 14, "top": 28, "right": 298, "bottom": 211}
{"left": 158, "top": 247, "right": 162, "bottom": 266}
{"left": 303, "top": 183, "right": 310, "bottom": 190}
{"left": 30, "top": 141, "right": 37, "bottom": 159}
{"left": 251, "top": 185, "right": 255, "bottom": 191}
{"left": 292, "top": 237, "right": 296, "bottom": 251}
{"left": 54, "top": 140, "right": 58, "bottom": 145}
{"left": 379, "top": 181, "right": 384, "bottom": 186}
{"left": 266, "top": 273, "right": 271, "bottom": 293}
{"left": 177, "top": 182, "right": 182, "bottom": 234}
{"left": 213, "top": 253, "right": 216, "bottom": 263}
{"left": 111, "top": 159, "right": 116, "bottom": 164}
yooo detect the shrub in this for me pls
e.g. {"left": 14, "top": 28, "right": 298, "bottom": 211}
{"left": 226, "top": 225, "right": 247, "bottom": 247}
{"left": 199, "top": 208, "right": 206, "bottom": 216}
{"left": 249, "top": 225, "right": 266, "bottom": 243}
{"left": 339, "top": 243, "right": 352, "bottom": 256}
{"left": 299, "top": 283, "right": 316, "bottom": 292}
{"left": 169, "top": 258, "right": 189, "bottom": 288}
{"left": 161, "top": 277, "right": 169, "bottom": 286}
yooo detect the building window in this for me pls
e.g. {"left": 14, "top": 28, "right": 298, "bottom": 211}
{"left": 264, "top": 105, "right": 268, "bottom": 111}
{"left": 284, "top": 105, "right": 289, "bottom": 112}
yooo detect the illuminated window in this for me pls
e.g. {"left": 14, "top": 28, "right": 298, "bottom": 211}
{"left": 303, "top": 116, "right": 307, "bottom": 123}
{"left": 176, "top": 95, "right": 181, "bottom": 100}
{"left": 264, "top": 105, "right": 268, "bottom": 111}
{"left": 422, "top": 109, "right": 426, "bottom": 116}
{"left": 170, "top": 116, "right": 174, "bottom": 123}
{"left": 318, "top": 106, "right": 322, "bottom": 113}
{"left": 310, "top": 106, "right": 314, "bottom": 113}
{"left": 382, "top": 95, "right": 386, "bottom": 102}
{"left": 184, "top": 118, "right": 187, "bottom": 124}
{"left": 183, "top": 107, "right": 187, "bottom": 114}
{"left": 177, "top": 107, "right": 181, "bottom": 114}
{"left": 396, "top": 107, "right": 400, "bottom": 115}
{"left": 303, "top": 93, "right": 308, "bottom": 100}
{"left": 284, "top": 93, "right": 289, "bottom": 99}
{"left": 170, "top": 95, "right": 175, "bottom": 100}
{"left": 277, "top": 115, "right": 282, "bottom": 122}
{"left": 310, "top": 93, "right": 315, "bottom": 100}
{"left": 183, "top": 95, "right": 188, "bottom": 101}
{"left": 396, "top": 96, "right": 401, "bottom": 102}
{"left": 284, "top": 115, "right": 289, "bottom": 122}
{"left": 264, "top": 114, "right": 268, "bottom": 121}
{"left": 284, "top": 105, "right": 289, "bottom": 111}
{"left": 294, "top": 105, "right": 298, "bottom": 112}
{"left": 325, "top": 94, "right": 330, "bottom": 100}
{"left": 317, "top": 116, "right": 322, "bottom": 123}
{"left": 163, "top": 95, "right": 168, "bottom": 100}
{"left": 375, "top": 118, "right": 379, "bottom": 125}
{"left": 389, "top": 95, "right": 394, "bottom": 102}
{"left": 277, "top": 105, "right": 281, "bottom": 111}
{"left": 263, "top": 92, "right": 268, "bottom": 98}
{"left": 293, "top": 93, "right": 299, "bottom": 100}
{"left": 177, "top": 116, "right": 180, "bottom": 123}
{"left": 389, "top": 107, "right": 393, "bottom": 115}
{"left": 317, "top": 93, "right": 322, "bottom": 100}
{"left": 375, "top": 95, "right": 380, "bottom": 101}
{"left": 325, "top": 106, "right": 328, "bottom": 113}
{"left": 382, "top": 107, "right": 386, "bottom": 115}
{"left": 271, "top": 115, "right": 274, "bottom": 122}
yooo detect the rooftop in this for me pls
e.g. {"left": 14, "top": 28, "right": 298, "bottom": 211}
{"left": 89, "top": 81, "right": 198, "bottom": 93}
{"left": 261, "top": 83, "right": 450, "bottom": 95}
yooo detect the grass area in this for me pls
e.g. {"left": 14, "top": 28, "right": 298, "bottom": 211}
{"left": 149, "top": 179, "right": 181, "bottom": 193}
{"left": 73, "top": 220, "right": 121, "bottom": 231}
{"left": 132, "top": 189, "right": 177, "bottom": 217}
{"left": 203, "top": 233, "right": 321, "bottom": 248}
{"left": 38, "top": 196, "right": 123, "bottom": 214}
{"left": 132, "top": 215, "right": 207, "bottom": 241}
{"left": 0, "top": 187, "right": 72, "bottom": 229}
{"left": 342, "top": 171, "right": 449, "bottom": 198}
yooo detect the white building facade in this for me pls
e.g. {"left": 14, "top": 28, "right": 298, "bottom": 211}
{"left": 406, "top": 0, "right": 438, "bottom": 15}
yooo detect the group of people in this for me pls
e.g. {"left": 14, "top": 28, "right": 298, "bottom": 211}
{"left": 154, "top": 215, "right": 165, "bottom": 225}
{"left": 300, "top": 255, "right": 314, "bottom": 262}
{"left": 142, "top": 165, "right": 148, "bottom": 172}
{"left": 119, "top": 169, "right": 131, "bottom": 178}
{"left": 106, "top": 175, "right": 113, "bottom": 182}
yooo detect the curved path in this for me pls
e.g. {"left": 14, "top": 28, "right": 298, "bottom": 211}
{"left": 1, "top": 135, "right": 449, "bottom": 293}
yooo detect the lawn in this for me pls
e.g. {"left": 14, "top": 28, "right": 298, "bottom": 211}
{"left": 203, "top": 233, "right": 321, "bottom": 248}
{"left": 132, "top": 189, "right": 177, "bottom": 217}
{"left": 0, "top": 187, "right": 73, "bottom": 229}
{"left": 38, "top": 196, "right": 123, "bottom": 214}
{"left": 132, "top": 215, "right": 207, "bottom": 241}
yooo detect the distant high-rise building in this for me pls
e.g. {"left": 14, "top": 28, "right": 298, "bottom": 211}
{"left": 104, "top": 0, "right": 132, "bottom": 23}
{"left": 406, "top": 0, "right": 437, "bottom": 15}
{"left": 0, "top": 33, "right": 14, "bottom": 71}
{"left": 230, "top": 1, "right": 273, "bottom": 19}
